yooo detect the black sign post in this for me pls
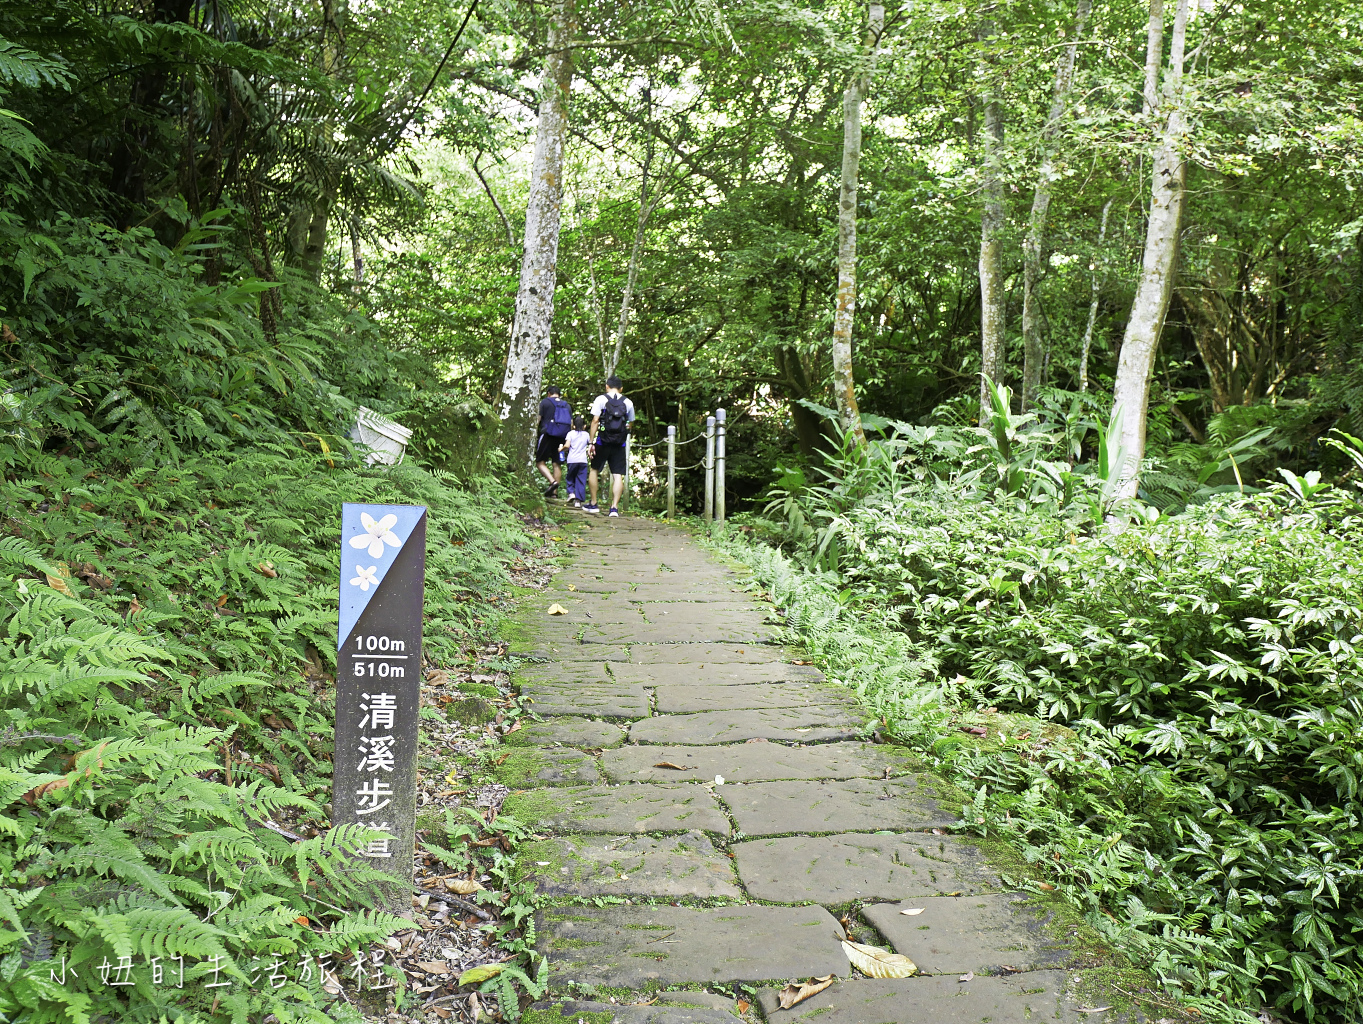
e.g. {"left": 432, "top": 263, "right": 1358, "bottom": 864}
{"left": 335, "top": 503, "right": 427, "bottom": 909}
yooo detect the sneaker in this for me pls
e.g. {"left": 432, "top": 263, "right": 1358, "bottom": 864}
{"left": 608, "top": 507, "right": 620, "bottom": 517}
{"left": 583, "top": 503, "right": 600, "bottom": 513}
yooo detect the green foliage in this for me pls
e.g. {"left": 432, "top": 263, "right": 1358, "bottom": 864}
{"left": 0, "top": 432, "right": 529, "bottom": 1019}
{"left": 728, "top": 434, "right": 1363, "bottom": 1022}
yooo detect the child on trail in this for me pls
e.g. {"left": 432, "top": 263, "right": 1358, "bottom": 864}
{"left": 560, "top": 416, "right": 590, "bottom": 509}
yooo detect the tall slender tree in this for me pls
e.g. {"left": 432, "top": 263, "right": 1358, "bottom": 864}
{"left": 830, "top": 2, "right": 884, "bottom": 447}
{"left": 977, "top": 20, "right": 1007, "bottom": 414}
{"left": 1020, "top": 0, "right": 1091, "bottom": 410}
{"left": 1112, "top": 0, "right": 1189, "bottom": 496}
{"left": 498, "top": 0, "right": 577, "bottom": 466}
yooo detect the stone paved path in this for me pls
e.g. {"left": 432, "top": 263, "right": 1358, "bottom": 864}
{"left": 506, "top": 517, "right": 1119, "bottom": 1023}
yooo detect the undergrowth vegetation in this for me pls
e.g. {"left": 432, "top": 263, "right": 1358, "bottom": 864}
{"left": 0, "top": 439, "right": 530, "bottom": 1022}
{"left": 724, "top": 398, "right": 1363, "bottom": 1024}
{"left": 0, "top": 195, "right": 538, "bottom": 1018}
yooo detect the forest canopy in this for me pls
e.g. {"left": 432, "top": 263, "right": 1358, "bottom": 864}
{"left": 2, "top": 0, "right": 1363, "bottom": 1021}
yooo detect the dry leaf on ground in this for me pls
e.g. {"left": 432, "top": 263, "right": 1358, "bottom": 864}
{"left": 736, "top": 998, "right": 750, "bottom": 1014}
{"left": 653, "top": 762, "right": 693, "bottom": 770}
{"left": 842, "top": 940, "right": 916, "bottom": 979}
{"left": 416, "top": 961, "right": 449, "bottom": 974}
{"left": 447, "top": 878, "right": 484, "bottom": 894}
{"left": 778, "top": 975, "right": 835, "bottom": 1009}
{"left": 958, "top": 972, "right": 974, "bottom": 983}
{"left": 547, "top": 604, "right": 569, "bottom": 615}
{"left": 899, "top": 908, "right": 924, "bottom": 916}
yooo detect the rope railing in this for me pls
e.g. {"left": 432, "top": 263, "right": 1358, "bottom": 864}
{"left": 649, "top": 410, "right": 725, "bottom": 523}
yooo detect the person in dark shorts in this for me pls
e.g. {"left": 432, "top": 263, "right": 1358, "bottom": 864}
{"left": 585, "top": 376, "right": 635, "bottom": 516}
{"left": 536, "top": 385, "right": 572, "bottom": 497}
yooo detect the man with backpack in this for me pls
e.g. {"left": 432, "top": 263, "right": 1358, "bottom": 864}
{"left": 585, "top": 376, "right": 634, "bottom": 517}
{"left": 536, "top": 385, "right": 573, "bottom": 498}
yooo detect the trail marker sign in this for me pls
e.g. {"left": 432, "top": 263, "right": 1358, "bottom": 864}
{"left": 335, "top": 503, "right": 427, "bottom": 894}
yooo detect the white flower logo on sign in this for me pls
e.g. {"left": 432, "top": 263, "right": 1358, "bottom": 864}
{"left": 350, "top": 565, "right": 379, "bottom": 591}
{"left": 350, "top": 512, "right": 403, "bottom": 558}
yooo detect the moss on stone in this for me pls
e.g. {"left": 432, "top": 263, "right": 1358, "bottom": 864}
{"left": 458, "top": 680, "right": 501, "bottom": 699}
{"left": 447, "top": 696, "right": 496, "bottom": 725}
{"left": 502, "top": 789, "right": 566, "bottom": 825}
{"left": 521, "top": 1009, "right": 614, "bottom": 1024}
{"left": 493, "top": 748, "right": 551, "bottom": 788}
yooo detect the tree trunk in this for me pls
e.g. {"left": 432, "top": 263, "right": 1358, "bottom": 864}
{"left": 976, "top": 18, "right": 1007, "bottom": 414}
{"left": 608, "top": 143, "right": 663, "bottom": 377}
{"left": 1021, "top": 0, "right": 1091, "bottom": 410}
{"left": 1078, "top": 197, "right": 1113, "bottom": 392}
{"left": 1112, "top": 0, "right": 1189, "bottom": 497}
{"left": 497, "top": 0, "right": 577, "bottom": 467}
{"left": 978, "top": 87, "right": 1006, "bottom": 413}
{"left": 830, "top": 3, "right": 883, "bottom": 447}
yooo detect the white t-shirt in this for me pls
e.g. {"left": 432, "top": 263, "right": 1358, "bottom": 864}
{"left": 589, "top": 392, "right": 636, "bottom": 439}
{"left": 564, "top": 429, "right": 591, "bottom": 464}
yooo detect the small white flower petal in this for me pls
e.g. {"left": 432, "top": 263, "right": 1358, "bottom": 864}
{"left": 366, "top": 536, "right": 386, "bottom": 557}
{"left": 349, "top": 534, "right": 371, "bottom": 550}
{"left": 360, "top": 512, "right": 378, "bottom": 531}
{"left": 381, "top": 529, "right": 401, "bottom": 548}
{"left": 377, "top": 514, "right": 398, "bottom": 532}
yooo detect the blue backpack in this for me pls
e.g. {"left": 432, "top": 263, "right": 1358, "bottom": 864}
{"left": 544, "top": 397, "right": 572, "bottom": 438}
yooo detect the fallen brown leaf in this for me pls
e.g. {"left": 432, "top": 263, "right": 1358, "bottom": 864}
{"left": 433, "top": 1009, "right": 453, "bottom": 1019}
{"left": 547, "top": 603, "right": 569, "bottom": 616}
{"left": 736, "top": 998, "right": 750, "bottom": 1014}
{"left": 493, "top": 753, "right": 512, "bottom": 766}
{"left": 842, "top": 940, "right": 916, "bottom": 979}
{"left": 653, "top": 762, "right": 694, "bottom": 771}
{"left": 959, "top": 971, "right": 974, "bottom": 983}
{"left": 961, "top": 725, "right": 987, "bottom": 736}
{"left": 505, "top": 720, "right": 522, "bottom": 734}
{"left": 447, "top": 878, "right": 484, "bottom": 894}
{"left": 778, "top": 975, "right": 835, "bottom": 1009}
{"left": 1037, "top": 882, "right": 1056, "bottom": 891}
{"left": 416, "top": 961, "right": 448, "bottom": 974}
{"left": 899, "top": 908, "right": 924, "bottom": 916}
{"left": 295, "top": 915, "right": 310, "bottom": 927}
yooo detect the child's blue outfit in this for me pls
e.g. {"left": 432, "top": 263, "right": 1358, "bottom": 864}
{"left": 562, "top": 429, "right": 591, "bottom": 501}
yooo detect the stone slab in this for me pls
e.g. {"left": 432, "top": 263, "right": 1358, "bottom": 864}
{"left": 522, "top": 831, "right": 740, "bottom": 898}
{"left": 629, "top": 708, "right": 864, "bottom": 745}
{"left": 755, "top": 972, "right": 1106, "bottom": 1023}
{"left": 529, "top": 1001, "right": 735, "bottom": 1024}
{"left": 583, "top": 624, "right": 775, "bottom": 645}
{"left": 637, "top": 603, "right": 769, "bottom": 627}
{"left": 523, "top": 644, "right": 632, "bottom": 662}
{"left": 863, "top": 894, "right": 1078, "bottom": 976}
{"left": 733, "top": 833, "right": 999, "bottom": 903}
{"left": 504, "top": 783, "right": 730, "bottom": 835}
{"left": 523, "top": 682, "right": 650, "bottom": 719}
{"left": 721, "top": 778, "right": 957, "bottom": 837}
{"left": 604, "top": 743, "right": 911, "bottom": 784}
{"left": 654, "top": 684, "right": 855, "bottom": 713}
{"left": 628, "top": 644, "right": 788, "bottom": 664}
{"left": 498, "top": 747, "right": 602, "bottom": 788}
{"left": 505, "top": 718, "right": 625, "bottom": 749}
{"left": 538, "top": 904, "right": 850, "bottom": 989}
{"left": 516, "top": 661, "right": 613, "bottom": 686}
{"left": 613, "top": 662, "right": 825, "bottom": 686}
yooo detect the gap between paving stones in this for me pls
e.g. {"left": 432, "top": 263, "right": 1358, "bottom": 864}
{"left": 510, "top": 515, "right": 1133, "bottom": 1021}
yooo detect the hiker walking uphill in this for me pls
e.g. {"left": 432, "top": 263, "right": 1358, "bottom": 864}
{"left": 535, "top": 385, "right": 573, "bottom": 497}
{"left": 585, "top": 376, "right": 634, "bottom": 517}
{"left": 559, "top": 416, "right": 590, "bottom": 509}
